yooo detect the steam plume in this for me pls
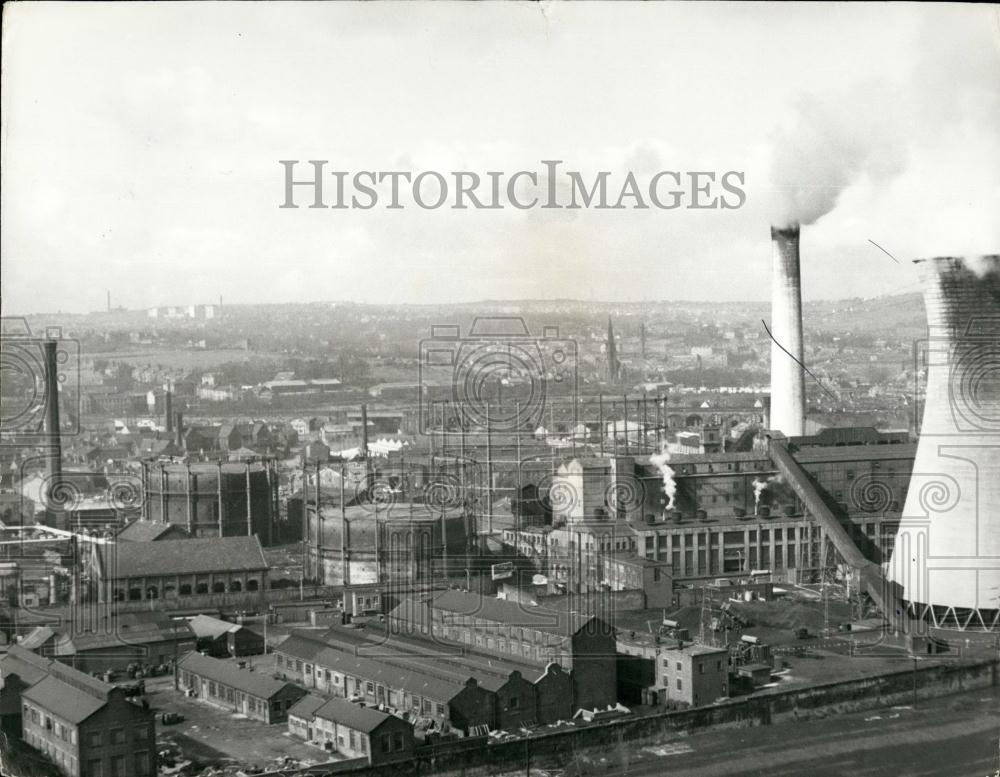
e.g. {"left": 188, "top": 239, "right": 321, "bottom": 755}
{"left": 649, "top": 447, "right": 676, "bottom": 511}
{"left": 753, "top": 475, "right": 784, "bottom": 508}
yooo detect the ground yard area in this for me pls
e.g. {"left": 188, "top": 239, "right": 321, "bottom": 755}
{"left": 141, "top": 674, "right": 334, "bottom": 774}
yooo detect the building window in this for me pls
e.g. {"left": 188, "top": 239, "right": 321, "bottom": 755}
{"left": 699, "top": 664, "right": 705, "bottom": 674}
{"left": 134, "top": 751, "right": 151, "bottom": 775}
{"left": 676, "top": 662, "right": 682, "bottom": 671}
{"left": 509, "top": 696, "right": 519, "bottom": 710}
{"left": 393, "top": 731, "right": 404, "bottom": 751}
{"left": 110, "top": 755, "right": 126, "bottom": 777}
{"left": 87, "top": 760, "right": 102, "bottom": 777}
{"left": 676, "top": 679, "right": 682, "bottom": 690}
{"left": 436, "top": 703, "right": 445, "bottom": 717}
{"left": 110, "top": 728, "right": 126, "bottom": 745}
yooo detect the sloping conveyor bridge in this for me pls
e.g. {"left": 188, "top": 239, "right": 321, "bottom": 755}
{"left": 769, "top": 440, "right": 907, "bottom": 631}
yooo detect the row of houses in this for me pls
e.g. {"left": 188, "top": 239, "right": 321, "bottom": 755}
{"left": 175, "top": 651, "right": 412, "bottom": 766}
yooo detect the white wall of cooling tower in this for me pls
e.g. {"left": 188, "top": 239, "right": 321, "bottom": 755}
{"left": 888, "top": 255, "right": 1000, "bottom": 629}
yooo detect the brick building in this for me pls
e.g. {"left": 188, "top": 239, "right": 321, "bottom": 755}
{"left": 87, "top": 535, "right": 269, "bottom": 603}
{"left": 389, "top": 591, "right": 618, "bottom": 712}
{"left": 176, "top": 651, "right": 306, "bottom": 724}
{"left": 274, "top": 631, "right": 494, "bottom": 733}
{"left": 12, "top": 645, "right": 157, "bottom": 777}
{"left": 289, "top": 694, "right": 415, "bottom": 765}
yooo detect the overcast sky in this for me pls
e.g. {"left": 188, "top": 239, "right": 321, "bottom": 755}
{"left": 1, "top": 2, "right": 997, "bottom": 314}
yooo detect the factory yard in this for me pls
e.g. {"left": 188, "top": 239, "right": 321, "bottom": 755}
{"left": 140, "top": 673, "right": 334, "bottom": 775}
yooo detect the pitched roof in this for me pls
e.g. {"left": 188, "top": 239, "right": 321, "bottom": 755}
{"left": 18, "top": 626, "right": 56, "bottom": 651}
{"left": 97, "top": 536, "right": 267, "bottom": 579}
{"left": 15, "top": 650, "right": 117, "bottom": 725}
{"left": 276, "top": 632, "right": 466, "bottom": 703}
{"left": 177, "top": 651, "right": 300, "bottom": 700}
{"left": 0, "top": 644, "right": 54, "bottom": 687}
{"left": 288, "top": 693, "right": 327, "bottom": 719}
{"left": 53, "top": 612, "right": 194, "bottom": 655}
{"left": 188, "top": 614, "right": 241, "bottom": 640}
{"left": 116, "top": 520, "right": 188, "bottom": 542}
{"left": 424, "top": 590, "right": 599, "bottom": 638}
{"left": 22, "top": 675, "right": 107, "bottom": 724}
{"left": 313, "top": 696, "right": 394, "bottom": 733}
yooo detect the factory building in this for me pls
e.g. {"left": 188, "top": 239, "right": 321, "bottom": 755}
{"left": 139, "top": 460, "right": 279, "bottom": 544}
{"left": 388, "top": 591, "right": 618, "bottom": 712}
{"left": 87, "top": 536, "right": 269, "bottom": 604}
{"left": 539, "top": 434, "right": 913, "bottom": 584}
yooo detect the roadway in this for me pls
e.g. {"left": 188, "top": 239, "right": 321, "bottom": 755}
{"left": 565, "top": 686, "right": 1000, "bottom": 777}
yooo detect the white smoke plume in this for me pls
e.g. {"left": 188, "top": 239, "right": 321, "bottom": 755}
{"left": 768, "top": 8, "right": 1000, "bottom": 230}
{"left": 649, "top": 447, "right": 677, "bottom": 511}
{"left": 768, "top": 80, "right": 905, "bottom": 227}
{"left": 753, "top": 475, "right": 784, "bottom": 509}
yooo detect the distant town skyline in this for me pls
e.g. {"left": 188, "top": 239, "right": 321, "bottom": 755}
{"left": 2, "top": 3, "right": 998, "bottom": 315}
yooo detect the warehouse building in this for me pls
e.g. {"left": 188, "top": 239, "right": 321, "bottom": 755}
{"left": 176, "top": 651, "right": 306, "bottom": 724}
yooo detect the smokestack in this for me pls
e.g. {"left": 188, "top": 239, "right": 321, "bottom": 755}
{"left": 175, "top": 411, "right": 184, "bottom": 449}
{"left": 106, "top": 290, "right": 111, "bottom": 313}
{"left": 769, "top": 225, "right": 806, "bottom": 437}
{"left": 43, "top": 341, "right": 64, "bottom": 526}
{"left": 361, "top": 404, "right": 369, "bottom": 459}
{"left": 165, "top": 390, "right": 173, "bottom": 434}
{"left": 888, "top": 255, "right": 1000, "bottom": 629}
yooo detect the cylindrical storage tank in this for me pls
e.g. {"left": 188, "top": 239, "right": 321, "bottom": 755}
{"left": 888, "top": 256, "right": 1000, "bottom": 630}
{"left": 143, "top": 461, "right": 277, "bottom": 543}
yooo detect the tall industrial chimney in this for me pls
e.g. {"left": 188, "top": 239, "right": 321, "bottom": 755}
{"left": 769, "top": 225, "right": 806, "bottom": 437}
{"left": 165, "top": 389, "right": 174, "bottom": 434}
{"left": 888, "top": 255, "right": 1000, "bottom": 630}
{"left": 175, "top": 411, "right": 184, "bottom": 449}
{"left": 106, "top": 290, "right": 111, "bottom": 313}
{"left": 43, "top": 341, "right": 64, "bottom": 527}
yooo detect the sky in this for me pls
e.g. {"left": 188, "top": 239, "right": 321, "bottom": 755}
{"left": 1, "top": 2, "right": 998, "bottom": 314}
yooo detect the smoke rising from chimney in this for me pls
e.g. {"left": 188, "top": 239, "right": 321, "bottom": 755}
{"left": 769, "top": 11, "right": 999, "bottom": 231}
{"left": 649, "top": 447, "right": 676, "bottom": 511}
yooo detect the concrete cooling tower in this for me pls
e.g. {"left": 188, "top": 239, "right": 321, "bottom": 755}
{"left": 888, "top": 255, "right": 1000, "bottom": 630}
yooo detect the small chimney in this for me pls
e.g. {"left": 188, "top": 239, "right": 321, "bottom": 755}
{"left": 361, "top": 403, "right": 369, "bottom": 459}
{"left": 165, "top": 390, "right": 173, "bottom": 434}
{"left": 769, "top": 225, "right": 806, "bottom": 437}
